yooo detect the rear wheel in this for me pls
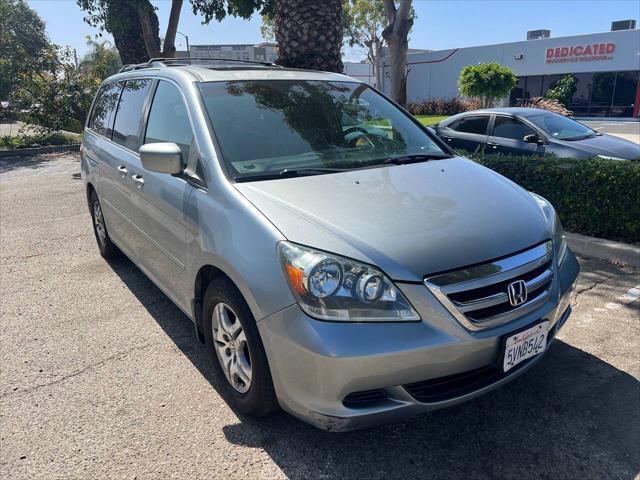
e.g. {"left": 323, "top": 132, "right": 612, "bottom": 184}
{"left": 203, "top": 278, "right": 279, "bottom": 416}
{"left": 89, "top": 190, "right": 120, "bottom": 259}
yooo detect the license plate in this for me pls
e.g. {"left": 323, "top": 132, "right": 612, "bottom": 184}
{"left": 502, "top": 321, "right": 549, "bottom": 372}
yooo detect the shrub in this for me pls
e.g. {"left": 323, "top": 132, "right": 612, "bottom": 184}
{"left": 458, "top": 62, "right": 518, "bottom": 108}
{"left": 523, "top": 97, "right": 573, "bottom": 117}
{"left": 462, "top": 152, "right": 640, "bottom": 243}
{"left": 406, "top": 97, "right": 480, "bottom": 116}
{"left": 544, "top": 75, "right": 577, "bottom": 107}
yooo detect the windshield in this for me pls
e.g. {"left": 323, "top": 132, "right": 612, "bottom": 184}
{"left": 526, "top": 111, "right": 596, "bottom": 141}
{"left": 198, "top": 80, "right": 448, "bottom": 179}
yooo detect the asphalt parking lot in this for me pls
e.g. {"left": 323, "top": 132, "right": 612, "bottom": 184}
{"left": 1, "top": 152, "right": 639, "bottom": 479}
{"left": 581, "top": 120, "right": 640, "bottom": 144}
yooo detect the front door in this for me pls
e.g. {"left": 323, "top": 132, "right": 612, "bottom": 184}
{"left": 130, "top": 80, "right": 195, "bottom": 311}
{"left": 487, "top": 115, "right": 546, "bottom": 156}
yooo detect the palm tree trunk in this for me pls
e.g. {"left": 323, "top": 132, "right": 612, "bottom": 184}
{"left": 274, "top": 0, "right": 343, "bottom": 72}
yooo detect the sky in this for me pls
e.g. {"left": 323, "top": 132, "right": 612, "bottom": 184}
{"left": 28, "top": 0, "right": 640, "bottom": 62}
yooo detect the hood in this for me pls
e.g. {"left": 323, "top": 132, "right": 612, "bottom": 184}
{"left": 235, "top": 157, "right": 551, "bottom": 282}
{"left": 565, "top": 133, "right": 640, "bottom": 160}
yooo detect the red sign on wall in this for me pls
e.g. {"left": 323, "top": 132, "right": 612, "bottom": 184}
{"left": 545, "top": 43, "right": 615, "bottom": 64}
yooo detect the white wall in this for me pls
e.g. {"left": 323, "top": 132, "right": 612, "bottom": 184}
{"left": 344, "top": 62, "right": 375, "bottom": 86}
{"left": 381, "top": 29, "right": 640, "bottom": 103}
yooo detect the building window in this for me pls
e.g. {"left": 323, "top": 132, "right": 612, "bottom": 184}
{"left": 510, "top": 70, "right": 639, "bottom": 118}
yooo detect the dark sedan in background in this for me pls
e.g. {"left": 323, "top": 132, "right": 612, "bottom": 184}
{"left": 431, "top": 108, "right": 640, "bottom": 160}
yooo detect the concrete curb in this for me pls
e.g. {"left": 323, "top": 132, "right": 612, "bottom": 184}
{"left": 0, "top": 143, "right": 80, "bottom": 158}
{"left": 567, "top": 232, "right": 640, "bottom": 267}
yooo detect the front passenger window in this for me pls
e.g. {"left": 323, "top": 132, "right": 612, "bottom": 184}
{"left": 144, "top": 81, "right": 193, "bottom": 161}
{"left": 493, "top": 116, "right": 536, "bottom": 141}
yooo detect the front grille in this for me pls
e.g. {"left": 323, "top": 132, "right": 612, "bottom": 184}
{"left": 424, "top": 241, "right": 554, "bottom": 330}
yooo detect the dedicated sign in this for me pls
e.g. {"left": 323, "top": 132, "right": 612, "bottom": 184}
{"left": 545, "top": 42, "right": 615, "bottom": 64}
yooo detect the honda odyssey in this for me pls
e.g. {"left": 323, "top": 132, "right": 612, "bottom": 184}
{"left": 81, "top": 59, "right": 579, "bottom": 431}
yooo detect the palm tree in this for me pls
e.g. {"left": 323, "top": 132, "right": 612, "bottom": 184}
{"left": 274, "top": 0, "right": 344, "bottom": 72}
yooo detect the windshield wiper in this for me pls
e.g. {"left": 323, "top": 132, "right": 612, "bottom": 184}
{"left": 278, "top": 167, "right": 348, "bottom": 177}
{"left": 384, "top": 153, "right": 452, "bottom": 165}
{"left": 563, "top": 132, "right": 599, "bottom": 141}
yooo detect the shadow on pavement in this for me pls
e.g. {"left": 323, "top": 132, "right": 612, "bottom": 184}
{"left": 106, "top": 255, "right": 639, "bottom": 479}
{"left": 0, "top": 153, "right": 65, "bottom": 173}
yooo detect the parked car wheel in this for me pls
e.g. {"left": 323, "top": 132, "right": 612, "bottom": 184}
{"left": 203, "top": 277, "right": 279, "bottom": 417}
{"left": 89, "top": 190, "right": 120, "bottom": 259}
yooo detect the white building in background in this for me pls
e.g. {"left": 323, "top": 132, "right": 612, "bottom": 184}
{"left": 190, "top": 43, "right": 278, "bottom": 63}
{"left": 343, "top": 61, "right": 375, "bottom": 86}
{"left": 380, "top": 22, "right": 640, "bottom": 119}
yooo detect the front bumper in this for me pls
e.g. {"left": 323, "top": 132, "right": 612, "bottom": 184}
{"left": 258, "top": 250, "right": 580, "bottom": 431}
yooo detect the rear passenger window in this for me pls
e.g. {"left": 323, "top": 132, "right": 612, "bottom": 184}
{"left": 450, "top": 116, "right": 489, "bottom": 135}
{"left": 144, "top": 81, "right": 193, "bottom": 160}
{"left": 88, "top": 82, "right": 122, "bottom": 137}
{"left": 112, "top": 79, "right": 152, "bottom": 150}
{"left": 492, "top": 116, "right": 536, "bottom": 141}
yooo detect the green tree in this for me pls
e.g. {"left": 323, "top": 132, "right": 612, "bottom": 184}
{"left": 0, "top": 0, "right": 56, "bottom": 101}
{"left": 77, "top": 0, "right": 183, "bottom": 64}
{"left": 545, "top": 74, "right": 577, "bottom": 107}
{"left": 13, "top": 48, "right": 100, "bottom": 132}
{"left": 79, "top": 37, "right": 122, "bottom": 79}
{"left": 344, "top": 0, "right": 385, "bottom": 88}
{"left": 458, "top": 62, "right": 517, "bottom": 108}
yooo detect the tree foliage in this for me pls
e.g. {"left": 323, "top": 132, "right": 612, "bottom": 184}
{"left": 0, "top": 0, "right": 56, "bottom": 101}
{"left": 458, "top": 62, "right": 518, "bottom": 108}
{"left": 190, "top": 0, "right": 273, "bottom": 23}
{"left": 77, "top": 0, "right": 184, "bottom": 64}
{"left": 12, "top": 48, "right": 100, "bottom": 132}
{"left": 544, "top": 74, "right": 577, "bottom": 107}
{"left": 77, "top": 0, "right": 158, "bottom": 64}
{"left": 79, "top": 37, "right": 122, "bottom": 80}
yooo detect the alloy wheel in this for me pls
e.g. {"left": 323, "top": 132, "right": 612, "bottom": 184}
{"left": 212, "top": 303, "right": 252, "bottom": 393}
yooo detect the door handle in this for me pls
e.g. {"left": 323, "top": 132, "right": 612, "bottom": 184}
{"left": 132, "top": 174, "right": 144, "bottom": 186}
{"left": 487, "top": 142, "right": 499, "bottom": 149}
{"left": 117, "top": 165, "right": 128, "bottom": 174}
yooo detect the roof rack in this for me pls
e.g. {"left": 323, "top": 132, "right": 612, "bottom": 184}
{"left": 118, "top": 57, "right": 282, "bottom": 73}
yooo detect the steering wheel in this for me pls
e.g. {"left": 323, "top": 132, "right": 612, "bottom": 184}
{"left": 343, "top": 126, "right": 376, "bottom": 148}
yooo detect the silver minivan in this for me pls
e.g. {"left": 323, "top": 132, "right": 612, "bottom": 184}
{"left": 81, "top": 60, "right": 579, "bottom": 431}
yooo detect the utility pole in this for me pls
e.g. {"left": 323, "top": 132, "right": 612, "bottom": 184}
{"left": 177, "top": 31, "right": 190, "bottom": 55}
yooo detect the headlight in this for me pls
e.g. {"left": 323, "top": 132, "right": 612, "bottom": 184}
{"left": 596, "top": 155, "right": 625, "bottom": 161}
{"left": 530, "top": 192, "right": 567, "bottom": 265}
{"left": 277, "top": 241, "right": 420, "bottom": 322}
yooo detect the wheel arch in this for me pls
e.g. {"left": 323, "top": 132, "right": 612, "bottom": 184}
{"left": 193, "top": 264, "right": 240, "bottom": 344}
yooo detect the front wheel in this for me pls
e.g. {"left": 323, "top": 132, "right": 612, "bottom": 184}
{"left": 203, "top": 278, "right": 279, "bottom": 417}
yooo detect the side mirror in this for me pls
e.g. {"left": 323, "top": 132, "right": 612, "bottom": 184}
{"left": 139, "top": 143, "right": 183, "bottom": 174}
{"left": 523, "top": 133, "right": 542, "bottom": 144}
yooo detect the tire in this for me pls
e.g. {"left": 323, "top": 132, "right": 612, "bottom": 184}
{"left": 203, "top": 277, "right": 279, "bottom": 417}
{"left": 89, "top": 190, "right": 120, "bottom": 259}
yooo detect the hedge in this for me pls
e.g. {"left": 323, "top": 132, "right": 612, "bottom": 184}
{"left": 463, "top": 152, "right": 640, "bottom": 244}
